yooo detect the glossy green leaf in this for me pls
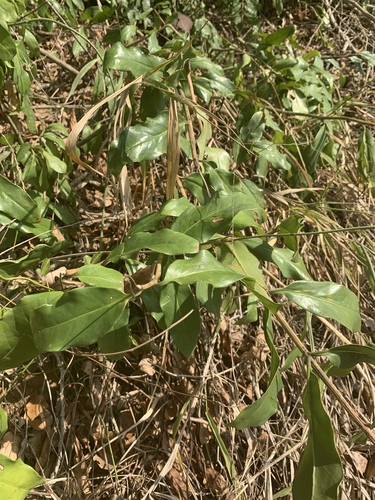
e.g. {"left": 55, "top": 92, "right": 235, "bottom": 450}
{"left": 233, "top": 111, "right": 266, "bottom": 164}
{"left": 76, "top": 265, "right": 124, "bottom": 291}
{"left": 0, "top": 455, "right": 45, "bottom": 500}
{"left": 160, "top": 283, "right": 200, "bottom": 357}
{"left": 230, "top": 310, "right": 282, "bottom": 429}
{"left": 139, "top": 86, "right": 168, "bottom": 121}
{"left": 318, "top": 344, "right": 375, "bottom": 376}
{"left": 190, "top": 58, "right": 234, "bottom": 101}
{"left": 30, "top": 288, "right": 128, "bottom": 351}
{"left": 0, "top": 174, "right": 40, "bottom": 223}
{"left": 159, "top": 198, "right": 192, "bottom": 217}
{"left": 104, "top": 43, "right": 164, "bottom": 78}
{"left": 203, "top": 147, "right": 231, "bottom": 170}
{"left": 111, "top": 112, "right": 168, "bottom": 164}
{"left": 292, "top": 373, "right": 342, "bottom": 500}
{"left": 271, "top": 281, "right": 361, "bottom": 332}
{"left": 163, "top": 250, "right": 245, "bottom": 288}
{"left": 126, "top": 211, "right": 165, "bottom": 237}
{"left": 207, "top": 168, "right": 265, "bottom": 212}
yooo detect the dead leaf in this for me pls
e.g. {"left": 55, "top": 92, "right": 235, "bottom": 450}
{"left": 25, "top": 394, "right": 52, "bottom": 431}
{"left": 365, "top": 453, "right": 375, "bottom": 479}
{"left": 351, "top": 451, "right": 367, "bottom": 475}
{"left": 0, "top": 431, "right": 22, "bottom": 460}
{"left": 173, "top": 13, "right": 193, "bottom": 32}
{"left": 166, "top": 467, "right": 189, "bottom": 498}
{"left": 204, "top": 468, "right": 227, "bottom": 494}
{"left": 139, "top": 357, "right": 156, "bottom": 376}
{"left": 40, "top": 266, "right": 67, "bottom": 286}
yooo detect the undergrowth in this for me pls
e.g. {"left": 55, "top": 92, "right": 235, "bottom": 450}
{"left": 0, "top": 0, "right": 375, "bottom": 499}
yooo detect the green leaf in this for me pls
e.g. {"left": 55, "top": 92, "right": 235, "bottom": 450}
{"left": 301, "top": 125, "right": 327, "bottom": 175}
{"left": 139, "top": 86, "right": 168, "bottom": 121}
{"left": 222, "top": 241, "right": 280, "bottom": 313}
{"left": 196, "top": 282, "right": 222, "bottom": 318}
{"left": 262, "top": 26, "right": 295, "bottom": 46}
{"left": 190, "top": 57, "right": 235, "bottom": 97}
{"left": 206, "top": 411, "right": 237, "bottom": 481}
{"left": 233, "top": 110, "right": 266, "bottom": 164}
{"left": 171, "top": 191, "right": 263, "bottom": 243}
{"left": 160, "top": 283, "right": 200, "bottom": 357}
{"left": 0, "top": 455, "right": 45, "bottom": 500}
{"left": 358, "top": 128, "right": 375, "bottom": 195}
{"left": 203, "top": 147, "right": 231, "bottom": 170}
{"left": 0, "top": 242, "right": 69, "bottom": 280}
{"left": 0, "top": 174, "right": 40, "bottom": 223}
{"left": 244, "top": 238, "right": 312, "bottom": 281}
{"left": 254, "top": 141, "right": 290, "bottom": 171}
{"left": 110, "top": 229, "right": 199, "bottom": 261}
{"left": 230, "top": 310, "right": 282, "bottom": 428}
{"left": 111, "top": 112, "right": 168, "bottom": 163}
{"left": 0, "top": 407, "right": 7, "bottom": 439}
{"left": 277, "top": 215, "right": 304, "bottom": 252}
{"left": 76, "top": 264, "right": 124, "bottom": 290}
{"left": 318, "top": 344, "right": 375, "bottom": 376}
{"left": 0, "top": 293, "right": 62, "bottom": 370}
{"left": 163, "top": 250, "right": 245, "bottom": 288}
{"left": 104, "top": 43, "right": 164, "bottom": 78}
{"left": 30, "top": 288, "right": 128, "bottom": 351}
{"left": 0, "top": 21, "right": 16, "bottom": 61}
{"left": 271, "top": 281, "right": 361, "bottom": 332}
{"left": 292, "top": 373, "right": 343, "bottom": 500}
{"left": 42, "top": 150, "right": 68, "bottom": 174}
{"left": 0, "top": 1, "right": 18, "bottom": 23}
{"left": 97, "top": 308, "right": 130, "bottom": 359}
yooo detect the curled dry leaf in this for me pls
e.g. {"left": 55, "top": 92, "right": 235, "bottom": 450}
{"left": 139, "top": 357, "right": 156, "bottom": 376}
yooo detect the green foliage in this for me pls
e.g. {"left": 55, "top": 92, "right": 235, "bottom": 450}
{"left": 0, "top": 1, "right": 374, "bottom": 498}
{"left": 292, "top": 373, "right": 343, "bottom": 500}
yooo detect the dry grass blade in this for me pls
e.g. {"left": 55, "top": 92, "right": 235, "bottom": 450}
{"left": 65, "top": 75, "right": 143, "bottom": 176}
{"left": 166, "top": 97, "right": 180, "bottom": 200}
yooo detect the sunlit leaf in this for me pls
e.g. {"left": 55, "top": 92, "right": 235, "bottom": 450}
{"left": 271, "top": 281, "right": 361, "bottom": 332}
{"left": 0, "top": 455, "right": 45, "bottom": 500}
{"left": 163, "top": 250, "right": 245, "bottom": 288}
{"left": 76, "top": 264, "right": 124, "bottom": 290}
{"left": 30, "top": 288, "right": 128, "bottom": 351}
{"left": 104, "top": 43, "right": 164, "bottom": 78}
